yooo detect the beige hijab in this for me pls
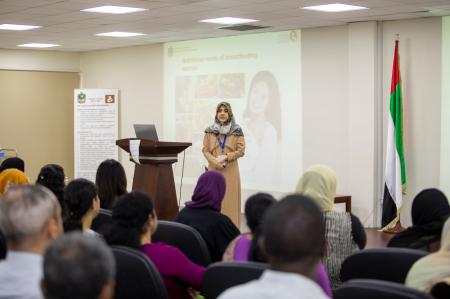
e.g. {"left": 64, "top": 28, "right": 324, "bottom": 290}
{"left": 295, "top": 164, "right": 336, "bottom": 212}
{"left": 405, "top": 217, "right": 450, "bottom": 292}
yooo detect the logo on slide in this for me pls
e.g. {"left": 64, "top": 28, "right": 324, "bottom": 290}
{"left": 105, "top": 94, "right": 115, "bottom": 104}
{"left": 77, "top": 92, "right": 86, "bottom": 104}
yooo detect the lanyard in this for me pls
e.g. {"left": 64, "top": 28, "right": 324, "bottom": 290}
{"left": 216, "top": 135, "right": 227, "bottom": 154}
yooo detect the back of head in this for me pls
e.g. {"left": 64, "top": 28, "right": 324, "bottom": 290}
{"left": 43, "top": 232, "right": 115, "bottom": 299}
{"left": 36, "top": 164, "right": 65, "bottom": 198}
{"left": 263, "top": 194, "right": 325, "bottom": 267}
{"left": 0, "top": 185, "right": 59, "bottom": 248}
{"left": 411, "top": 188, "right": 450, "bottom": 226}
{"left": 0, "top": 157, "right": 25, "bottom": 172}
{"left": 64, "top": 178, "right": 97, "bottom": 232}
{"left": 295, "top": 164, "right": 336, "bottom": 212}
{"left": 0, "top": 169, "right": 30, "bottom": 197}
{"left": 103, "top": 191, "right": 154, "bottom": 249}
{"left": 245, "top": 193, "right": 277, "bottom": 233}
{"left": 186, "top": 171, "right": 226, "bottom": 211}
{"left": 95, "top": 159, "right": 127, "bottom": 209}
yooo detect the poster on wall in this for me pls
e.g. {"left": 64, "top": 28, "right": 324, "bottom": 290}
{"left": 74, "top": 88, "right": 119, "bottom": 182}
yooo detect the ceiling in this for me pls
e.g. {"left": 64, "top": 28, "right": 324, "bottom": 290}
{"left": 1, "top": 0, "right": 450, "bottom": 52}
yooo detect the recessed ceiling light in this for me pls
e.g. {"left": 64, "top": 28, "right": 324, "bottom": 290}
{"left": 302, "top": 3, "right": 368, "bottom": 12}
{"left": 0, "top": 24, "right": 41, "bottom": 31}
{"left": 17, "top": 43, "right": 60, "bottom": 48}
{"left": 81, "top": 6, "right": 147, "bottom": 14}
{"left": 199, "top": 17, "right": 259, "bottom": 25}
{"left": 96, "top": 32, "right": 146, "bottom": 37}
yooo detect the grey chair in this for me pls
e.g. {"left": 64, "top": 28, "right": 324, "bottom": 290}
{"left": 152, "top": 220, "right": 211, "bottom": 266}
{"left": 340, "top": 248, "right": 428, "bottom": 283}
{"left": 111, "top": 245, "right": 168, "bottom": 299}
{"left": 202, "top": 261, "right": 268, "bottom": 299}
{"left": 334, "top": 279, "right": 434, "bottom": 299}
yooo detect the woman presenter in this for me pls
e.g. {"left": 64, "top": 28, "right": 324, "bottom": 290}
{"left": 203, "top": 102, "right": 245, "bottom": 226}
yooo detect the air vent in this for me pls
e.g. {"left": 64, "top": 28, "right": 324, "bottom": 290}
{"left": 218, "top": 24, "right": 270, "bottom": 31}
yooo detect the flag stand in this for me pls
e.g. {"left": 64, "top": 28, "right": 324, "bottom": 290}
{"left": 382, "top": 219, "right": 405, "bottom": 234}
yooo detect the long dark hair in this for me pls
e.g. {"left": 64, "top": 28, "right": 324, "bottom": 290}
{"left": 246, "top": 193, "right": 276, "bottom": 262}
{"left": 64, "top": 179, "right": 97, "bottom": 232}
{"left": 103, "top": 192, "right": 154, "bottom": 249}
{"left": 36, "top": 164, "right": 66, "bottom": 218}
{"left": 95, "top": 159, "right": 127, "bottom": 209}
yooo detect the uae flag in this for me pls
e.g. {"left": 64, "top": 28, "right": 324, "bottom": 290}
{"left": 381, "top": 40, "right": 406, "bottom": 229}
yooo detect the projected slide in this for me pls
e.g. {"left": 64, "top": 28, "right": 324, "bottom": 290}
{"left": 164, "top": 30, "right": 301, "bottom": 194}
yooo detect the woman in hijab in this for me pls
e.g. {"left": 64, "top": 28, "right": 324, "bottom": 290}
{"left": 405, "top": 217, "right": 450, "bottom": 292}
{"left": 175, "top": 171, "right": 240, "bottom": 262}
{"left": 203, "top": 102, "right": 245, "bottom": 227}
{"left": 388, "top": 188, "right": 450, "bottom": 252}
{"left": 0, "top": 169, "right": 30, "bottom": 197}
{"left": 296, "top": 164, "right": 366, "bottom": 290}
{"left": 0, "top": 157, "right": 25, "bottom": 173}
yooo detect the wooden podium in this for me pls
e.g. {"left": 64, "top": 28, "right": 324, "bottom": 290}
{"left": 116, "top": 138, "right": 191, "bottom": 220}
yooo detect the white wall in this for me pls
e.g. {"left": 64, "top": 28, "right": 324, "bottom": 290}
{"left": 79, "top": 44, "right": 164, "bottom": 186}
{"left": 0, "top": 49, "right": 79, "bottom": 72}
{"left": 382, "top": 17, "right": 442, "bottom": 226}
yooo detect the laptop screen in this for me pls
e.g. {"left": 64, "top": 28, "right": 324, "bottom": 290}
{"left": 134, "top": 124, "right": 159, "bottom": 141}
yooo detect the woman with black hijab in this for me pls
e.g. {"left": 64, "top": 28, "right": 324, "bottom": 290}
{"left": 0, "top": 157, "right": 25, "bottom": 173}
{"left": 388, "top": 188, "right": 450, "bottom": 252}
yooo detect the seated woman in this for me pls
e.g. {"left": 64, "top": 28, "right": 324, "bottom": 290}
{"left": 0, "top": 169, "right": 29, "bottom": 197}
{"left": 92, "top": 159, "right": 127, "bottom": 232}
{"left": 296, "top": 164, "right": 366, "bottom": 290}
{"left": 405, "top": 217, "right": 450, "bottom": 292}
{"left": 36, "top": 164, "right": 66, "bottom": 218}
{"left": 64, "top": 178, "right": 100, "bottom": 235}
{"left": 223, "top": 192, "right": 276, "bottom": 262}
{"left": 174, "top": 171, "right": 240, "bottom": 262}
{"left": 388, "top": 188, "right": 450, "bottom": 252}
{"left": 103, "top": 192, "right": 205, "bottom": 299}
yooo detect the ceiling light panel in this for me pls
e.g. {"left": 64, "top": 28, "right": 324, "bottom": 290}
{"left": 199, "top": 17, "right": 259, "bottom": 25}
{"left": 0, "top": 24, "right": 41, "bottom": 31}
{"left": 302, "top": 3, "right": 368, "bottom": 12}
{"left": 81, "top": 6, "right": 147, "bottom": 14}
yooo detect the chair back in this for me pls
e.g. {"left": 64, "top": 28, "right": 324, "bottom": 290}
{"left": 111, "top": 246, "right": 168, "bottom": 299}
{"left": 202, "top": 261, "right": 268, "bottom": 299}
{"left": 91, "top": 208, "right": 113, "bottom": 233}
{"left": 340, "top": 248, "right": 428, "bottom": 283}
{"left": 153, "top": 220, "right": 211, "bottom": 266}
{"left": 0, "top": 229, "right": 6, "bottom": 260}
{"left": 334, "top": 279, "right": 435, "bottom": 299}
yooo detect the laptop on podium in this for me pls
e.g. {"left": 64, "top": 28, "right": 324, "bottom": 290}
{"left": 134, "top": 124, "right": 159, "bottom": 141}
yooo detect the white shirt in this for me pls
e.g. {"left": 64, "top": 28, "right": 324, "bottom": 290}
{"left": 0, "top": 251, "right": 44, "bottom": 299}
{"left": 218, "top": 269, "right": 329, "bottom": 299}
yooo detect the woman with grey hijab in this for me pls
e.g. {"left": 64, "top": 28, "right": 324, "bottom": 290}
{"left": 203, "top": 102, "right": 245, "bottom": 227}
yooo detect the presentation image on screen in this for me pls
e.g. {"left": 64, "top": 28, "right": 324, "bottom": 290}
{"left": 164, "top": 30, "right": 302, "bottom": 200}
{"left": 440, "top": 16, "right": 450, "bottom": 196}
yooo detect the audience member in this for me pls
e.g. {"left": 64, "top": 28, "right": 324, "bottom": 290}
{"left": 175, "top": 171, "right": 240, "bottom": 262}
{"left": 0, "top": 185, "right": 63, "bottom": 299}
{"left": 95, "top": 159, "right": 127, "bottom": 209}
{"left": 429, "top": 278, "right": 450, "bottom": 299}
{"left": 388, "top": 188, "right": 450, "bottom": 252}
{"left": 0, "top": 157, "right": 25, "bottom": 173}
{"left": 223, "top": 192, "right": 276, "bottom": 262}
{"left": 405, "top": 217, "right": 450, "bottom": 292}
{"left": 296, "top": 164, "right": 366, "bottom": 290}
{"left": 64, "top": 179, "right": 100, "bottom": 235}
{"left": 0, "top": 168, "right": 30, "bottom": 197}
{"left": 103, "top": 191, "right": 205, "bottom": 299}
{"left": 41, "top": 232, "right": 115, "bottom": 299}
{"left": 36, "top": 164, "right": 66, "bottom": 218}
{"left": 218, "top": 194, "right": 328, "bottom": 299}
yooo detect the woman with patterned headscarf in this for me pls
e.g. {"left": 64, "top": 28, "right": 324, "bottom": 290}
{"left": 202, "top": 102, "right": 245, "bottom": 227}
{"left": 296, "top": 164, "right": 366, "bottom": 290}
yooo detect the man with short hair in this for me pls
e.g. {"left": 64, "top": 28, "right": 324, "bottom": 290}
{"left": 41, "top": 232, "right": 115, "bottom": 299}
{"left": 219, "top": 194, "right": 329, "bottom": 299}
{"left": 0, "top": 185, "right": 63, "bottom": 299}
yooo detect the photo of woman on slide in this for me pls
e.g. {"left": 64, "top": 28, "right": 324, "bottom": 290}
{"left": 241, "top": 70, "right": 281, "bottom": 186}
{"left": 202, "top": 102, "right": 245, "bottom": 226}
